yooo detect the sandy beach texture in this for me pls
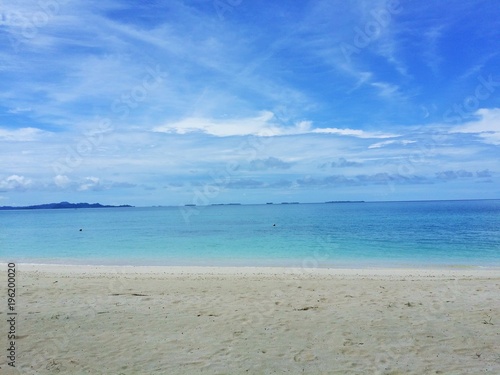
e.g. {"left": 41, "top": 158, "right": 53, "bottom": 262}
{"left": 1, "top": 264, "right": 499, "bottom": 374}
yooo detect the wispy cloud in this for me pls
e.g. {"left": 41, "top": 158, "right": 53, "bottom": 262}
{"left": 368, "top": 139, "right": 416, "bottom": 149}
{"left": 421, "top": 25, "right": 445, "bottom": 74}
{"left": 0, "top": 127, "right": 47, "bottom": 141}
{"left": 370, "top": 81, "right": 401, "bottom": 98}
{"left": 248, "top": 157, "right": 293, "bottom": 171}
{"left": 313, "top": 127, "right": 399, "bottom": 139}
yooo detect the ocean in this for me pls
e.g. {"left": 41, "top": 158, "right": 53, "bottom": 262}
{"left": 1, "top": 200, "right": 499, "bottom": 268}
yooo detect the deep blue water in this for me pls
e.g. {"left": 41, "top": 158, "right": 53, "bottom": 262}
{"left": 1, "top": 200, "right": 499, "bottom": 268}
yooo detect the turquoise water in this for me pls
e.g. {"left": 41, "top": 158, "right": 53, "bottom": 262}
{"left": 1, "top": 200, "right": 499, "bottom": 268}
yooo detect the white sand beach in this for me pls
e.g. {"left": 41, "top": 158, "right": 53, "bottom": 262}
{"left": 1, "top": 264, "right": 499, "bottom": 374}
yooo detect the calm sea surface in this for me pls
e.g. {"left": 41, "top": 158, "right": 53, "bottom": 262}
{"left": 1, "top": 200, "right": 499, "bottom": 268}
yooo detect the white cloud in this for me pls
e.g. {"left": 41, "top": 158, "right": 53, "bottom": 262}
{"left": 153, "top": 111, "right": 277, "bottom": 137}
{"left": 78, "top": 176, "right": 101, "bottom": 191}
{"left": 0, "top": 175, "right": 32, "bottom": 191}
{"left": 453, "top": 108, "right": 500, "bottom": 145}
{"left": 54, "top": 175, "right": 71, "bottom": 188}
{"left": 153, "top": 112, "right": 399, "bottom": 139}
{"left": 153, "top": 112, "right": 317, "bottom": 137}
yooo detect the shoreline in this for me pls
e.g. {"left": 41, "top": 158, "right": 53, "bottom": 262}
{"left": 2, "top": 262, "right": 499, "bottom": 278}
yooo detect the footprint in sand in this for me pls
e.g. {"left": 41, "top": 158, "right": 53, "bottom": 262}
{"left": 293, "top": 349, "right": 317, "bottom": 362}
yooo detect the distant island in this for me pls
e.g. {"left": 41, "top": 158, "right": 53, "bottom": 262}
{"left": 0, "top": 201, "right": 133, "bottom": 210}
{"left": 325, "top": 200, "right": 365, "bottom": 204}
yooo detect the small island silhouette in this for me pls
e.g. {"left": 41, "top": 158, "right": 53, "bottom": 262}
{"left": 0, "top": 201, "right": 133, "bottom": 210}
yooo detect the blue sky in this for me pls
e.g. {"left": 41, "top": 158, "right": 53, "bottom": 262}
{"left": 1, "top": 0, "right": 499, "bottom": 206}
